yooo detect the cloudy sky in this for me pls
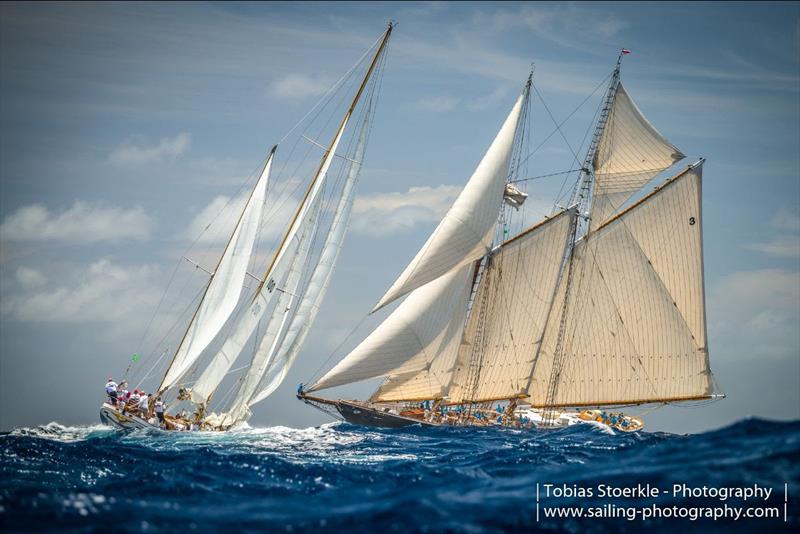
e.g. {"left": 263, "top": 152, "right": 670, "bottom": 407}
{"left": 1, "top": 2, "right": 798, "bottom": 434}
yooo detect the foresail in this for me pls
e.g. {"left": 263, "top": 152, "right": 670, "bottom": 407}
{"left": 372, "top": 92, "right": 526, "bottom": 312}
{"left": 222, "top": 192, "right": 322, "bottom": 425}
{"left": 308, "top": 263, "right": 475, "bottom": 393}
{"left": 590, "top": 83, "right": 684, "bottom": 231}
{"left": 160, "top": 150, "right": 274, "bottom": 392}
{"left": 189, "top": 126, "right": 348, "bottom": 405}
{"left": 248, "top": 110, "right": 371, "bottom": 408}
{"left": 529, "top": 164, "right": 711, "bottom": 407}
{"left": 445, "top": 208, "right": 575, "bottom": 404}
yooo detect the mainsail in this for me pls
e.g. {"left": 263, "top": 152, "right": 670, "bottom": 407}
{"left": 159, "top": 149, "right": 275, "bottom": 392}
{"left": 530, "top": 163, "right": 710, "bottom": 407}
{"left": 247, "top": 109, "right": 372, "bottom": 407}
{"left": 446, "top": 208, "right": 576, "bottom": 404}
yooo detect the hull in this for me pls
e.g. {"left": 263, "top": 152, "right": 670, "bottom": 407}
{"left": 300, "top": 394, "right": 640, "bottom": 432}
{"left": 336, "top": 400, "right": 438, "bottom": 428}
{"left": 99, "top": 403, "right": 161, "bottom": 431}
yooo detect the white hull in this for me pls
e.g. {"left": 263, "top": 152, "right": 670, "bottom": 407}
{"left": 99, "top": 403, "right": 161, "bottom": 431}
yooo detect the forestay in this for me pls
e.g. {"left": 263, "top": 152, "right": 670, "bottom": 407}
{"left": 372, "top": 92, "right": 527, "bottom": 312}
{"left": 160, "top": 151, "right": 274, "bottom": 392}
{"left": 529, "top": 164, "right": 711, "bottom": 406}
{"left": 590, "top": 83, "right": 684, "bottom": 231}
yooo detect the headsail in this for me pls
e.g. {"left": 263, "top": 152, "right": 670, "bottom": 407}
{"left": 189, "top": 127, "right": 347, "bottom": 405}
{"left": 372, "top": 90, "right": 527, "bottom": 312}
{"left": 589, "top": 82, "right": 684, "bottom": 230}
{"left": 159, "top": 148, "right": 275, "bottom": 392}
{"left": 529, "top": 163, "right": 711, "bottom": 407}
{"left": 308, "top": 263, "right": 475, "bottom": 393}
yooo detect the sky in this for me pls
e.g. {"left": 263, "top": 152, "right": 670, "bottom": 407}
{"left": 0, "top": 2, "right": 798, "bottom": 434}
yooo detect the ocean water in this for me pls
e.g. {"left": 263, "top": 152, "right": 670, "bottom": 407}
{"left": 1, "top": 418, "right": 798, "bottom": 533}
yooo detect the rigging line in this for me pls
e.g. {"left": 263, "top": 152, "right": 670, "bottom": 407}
{"left": 552, "top": 86, "right": 606, "bottom": 210}
{"left": 306, "top": 313, "right": 370, "bottom": 386}
{"left": 509, "top": 169, "right": 577, "bottom": 184}
{"left": 131, "top": 283, "right": 208, "bottom": 387}
{"left": 277, "top": 33, "right": 383, "bottom": 146}
{"left": 522, "top": 72, "right": 612, "bottom": 166}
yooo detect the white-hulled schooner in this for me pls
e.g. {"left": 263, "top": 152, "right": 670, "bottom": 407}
{"left": 100, "top": 23, "right": 394, "bottom": 432}
{"left": 299, "top": 52, "right": 723, "bottom": 431}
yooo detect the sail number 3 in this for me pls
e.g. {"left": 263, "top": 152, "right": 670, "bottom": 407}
{"left": 689, "top": 216, "right": 696, "bottom": 226}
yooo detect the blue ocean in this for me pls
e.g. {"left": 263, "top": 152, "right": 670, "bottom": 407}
{"left": 1, "top": 418, "right": 798, "bottom": 532}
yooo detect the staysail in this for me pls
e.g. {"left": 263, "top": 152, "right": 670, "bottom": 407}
{"left": 308, "top": 263, "right": 475, "bottom": 393}
{"left": 189, "top": 127, "right": 347, "bottom": 405}
{"left": 445, "top": 208, "right": 576, "bottom": 404}
{"left": 589, "top": 82, "right": 684, "bottom": 231}
{"left": 247, "top": 108, "right": 372, "bottom": 408}
{"left": 159, "top": 149, "right": 275, "bottom": 392}
{"left": 372, "top": 91, "right": 527, "bottom": 312}
{"left": 529, "top": 163, "right": 711, "bottom": 407}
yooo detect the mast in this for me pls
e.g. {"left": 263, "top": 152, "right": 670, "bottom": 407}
{"left": 157, "top": 145, "right": 277, "bottom": 395}
{"left": 251, "top": 22, "right": 393, "bottom": 301}
{"left": 568, "top": 52, "right": 623, "bottom": 232}
{"left": 202, "top": 22, "right": 394, "bottom": 408}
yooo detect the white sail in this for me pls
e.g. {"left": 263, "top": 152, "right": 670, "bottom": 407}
{"left": 590, "top": 83, "right": 684, "bottom": 231}
{"left": 308, "top": 263, "right": 475, "bottom": 393}
{"left": 189, "top": 126, "right": 348, "bottom": 404}
{"left": 529, "top": 164, "right": 711, "bottom": 406}
{"left": 248, "top": 111, "right": 371, "bottom": 408}
{"left": 372, "top": 92, "right": 526, "bottom": 312}
{"left": 445, "top": 208, "right": 575, "bottom": 404}
{"left": 160, "top": 151, "right": 274, "bottom": 391}
{"left": 220, "top": 193, "right": 322, "bottom": 425}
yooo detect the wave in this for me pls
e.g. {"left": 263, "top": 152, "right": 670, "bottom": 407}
{"left": 1, "top": 418, "right": 798, "bottom": 532}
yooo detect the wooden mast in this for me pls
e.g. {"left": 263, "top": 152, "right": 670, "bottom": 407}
{"left": 204, "top": 22, "right": 394, "bottom": 408}
{"left": 251, "top": 23, "right": 393, "bottom": 300}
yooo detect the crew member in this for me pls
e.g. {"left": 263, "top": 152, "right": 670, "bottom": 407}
{"left": 105, "top": 378, "right": 118, "bottom": 405}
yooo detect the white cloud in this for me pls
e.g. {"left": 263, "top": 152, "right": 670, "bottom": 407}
{"left": 15, "top": 267, "right": 47, "bottom": 290}
{"left": 708, "top": 269, "right": 800, "bottom": 359}
{"left": 1, "top": 259, "right": 162, "bottom": 324}
{"left": 482, "top": 4, "right": 629, "bottom": 52}
{"left": 0, "top": 201, "right": 154, "bottom": 243}
{"left": 184, "top": 189, "right": 298, "bottom": 245}
{"left": 268, "top": 73, "right": 333, "bottom": 99}
{"left": 109, "top": 132, "right": 191, "bottom": 165}
{"left": 745, "top": 209, "right": 800, "bottom": 258}
{"left": 415, "top": 95, "right": 460, "bottom": 113}
{"left": 351, "top": 185, "right": 462, "bottom": 236}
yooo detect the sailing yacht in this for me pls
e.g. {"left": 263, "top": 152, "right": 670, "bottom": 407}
{"left": 100, "top": 23, "right": 394, "bottom": 432}
{"left": 299, "top": 52, "right": 723, "bottom": 431}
